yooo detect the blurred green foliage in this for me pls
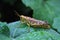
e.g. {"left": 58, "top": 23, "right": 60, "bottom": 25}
{"left": 0, "top": 22, "right": 10, "bottom": 37}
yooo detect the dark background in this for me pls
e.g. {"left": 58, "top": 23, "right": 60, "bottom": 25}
{"left": 0, "top": 0, "right": 33, "bottom": 23}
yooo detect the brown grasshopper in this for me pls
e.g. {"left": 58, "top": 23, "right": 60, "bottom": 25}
{"left": 15, "top": 11, "right": 50, "bottom": 29}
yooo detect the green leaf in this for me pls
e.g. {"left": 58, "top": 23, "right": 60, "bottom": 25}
{"left": 22, "top": 0, "right": 60, "bottom": 25}
{"left": 8, "top": 21, "right": 49, "bottom": 38}
{"left": 8, "top": 21, "right": 35, "bottom": 38}
{"left": 0, "top": 22, "right": 10, "bottom": 37}
{"left": 8, "top": 21, "right": 60, "bottom": 40}
{"left": 7, "top": 20, "right": 60, "bottom": 40}
{"left": 0, "top": 34, "right": 11, "bottom": 40}
{"left": 52, "top": 16, "right": 60, "bottom": 33}
{"left": 8, "top": 20, "right": 60, "bottom": 38}
{"left": 15, "top": 30, "right": 60, "bottom": 40}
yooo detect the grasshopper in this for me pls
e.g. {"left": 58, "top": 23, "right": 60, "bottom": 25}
{"left": 15, "top": 11, "right": 50, "bottom": 29}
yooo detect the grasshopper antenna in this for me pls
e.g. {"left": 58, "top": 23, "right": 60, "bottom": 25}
{"left": 14, "top": 10, "right": 21, "bottom": 17}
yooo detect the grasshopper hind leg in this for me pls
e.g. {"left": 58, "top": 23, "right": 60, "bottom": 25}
{"left": 27, "top": 23, "right": 31, "bottom": 32}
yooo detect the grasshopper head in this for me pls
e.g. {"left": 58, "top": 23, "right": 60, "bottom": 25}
{"left": 20, "top": 15, "right": 26, "bottom": 19}
{"left": 20, "top": 15, "right": 28, "bottom": 23}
